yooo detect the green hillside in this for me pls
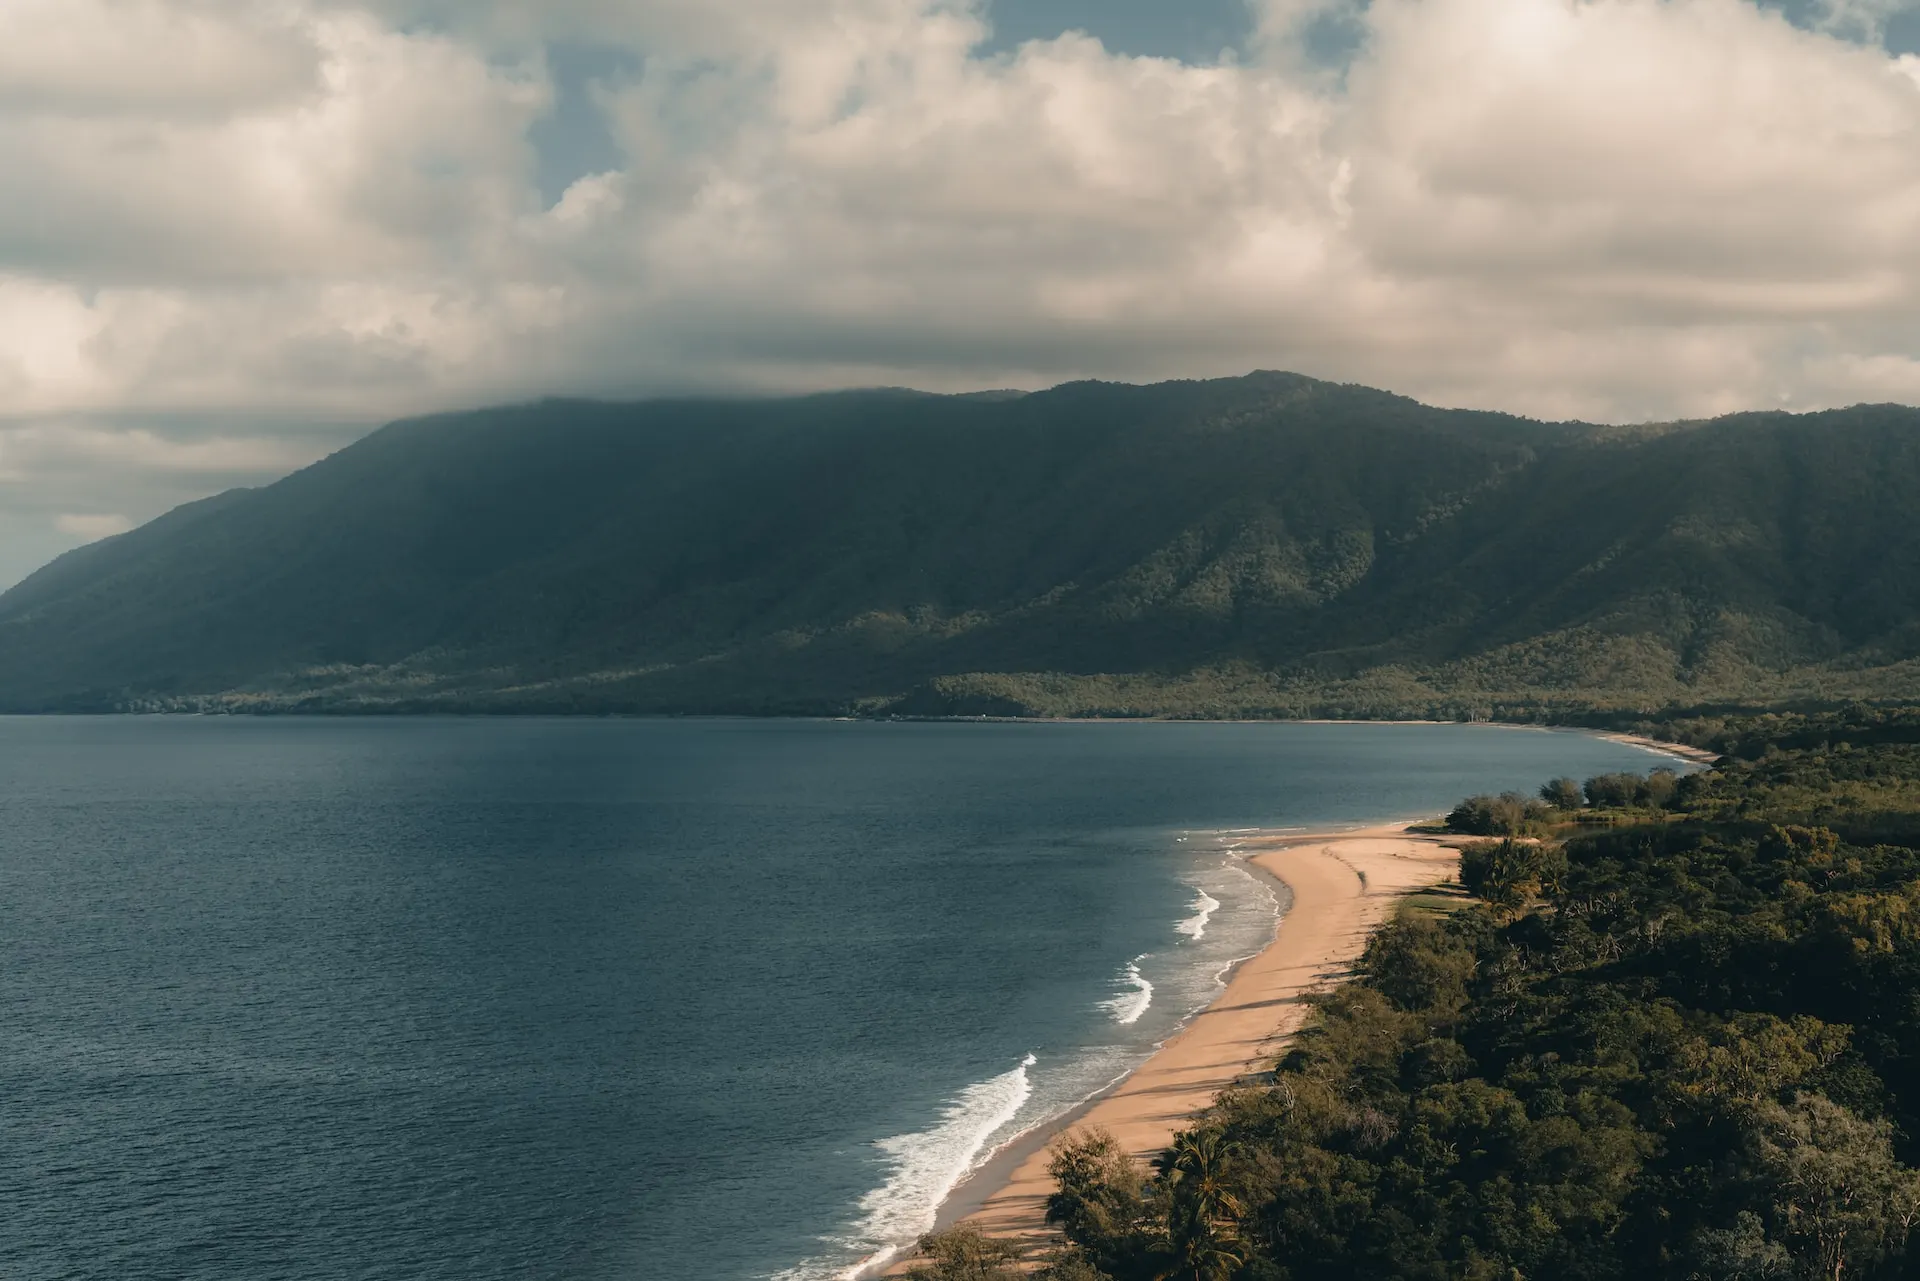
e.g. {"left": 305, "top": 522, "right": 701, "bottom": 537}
{"left": 3, "top": 372, "right": 1918, "bottom": 716}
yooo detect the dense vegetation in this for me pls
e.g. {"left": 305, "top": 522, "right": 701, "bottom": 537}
{"left": 916, "top": 713, "right": 1920, "bottom": 1281}
{"left": 5, "top": 373, "right": 1920, "bottom": 715}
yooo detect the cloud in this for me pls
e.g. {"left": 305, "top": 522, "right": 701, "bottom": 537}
{"left": 0, "top": 11, "right": 546, "bottom": 291}
{"left": 0, "top": 420, "right": 327, "bottom": 476}
{"left": 0, "top": 414, "right": 354, "bottom": 587}
{"left": 0, "top": 0, "right": 323, "bottom": 117}
{"left": 6, "top": 0, "right": 1920, "bottom": 584}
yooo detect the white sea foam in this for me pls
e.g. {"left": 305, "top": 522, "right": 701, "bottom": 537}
{"left": 1099, "top": 957, "right": 1154, "bottom": 1025}
{"left": 1182, "top": 868, "right": 1290, "bottom": 998}
{"left": 798, "top": 1052, "right": 1037, "bottom": 1280}
{"left": 1229, "top": 858, "right": 1284, "bottom": 917}
{"left": 776, "top": 845, "right": 1292, "bottom": 1281}
{"left": 1175, "top": 889, "right": 1220, "bottom": 940}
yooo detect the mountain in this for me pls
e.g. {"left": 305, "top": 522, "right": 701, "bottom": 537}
{"left": 4, "top": 371, "right": 1920, "bottom": 718}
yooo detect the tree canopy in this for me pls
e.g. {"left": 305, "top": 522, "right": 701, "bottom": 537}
{"left": 1035, "top": 712, "right": 1920, "bottom": 1281}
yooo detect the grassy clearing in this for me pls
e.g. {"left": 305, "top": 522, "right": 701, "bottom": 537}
{"left": 1397, "top": 882, "right": 1471, "bottom": 919}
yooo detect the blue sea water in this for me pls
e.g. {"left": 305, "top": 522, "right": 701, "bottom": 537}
{"left": 0, "top": 717, "right": 1680, "bottom": 1281}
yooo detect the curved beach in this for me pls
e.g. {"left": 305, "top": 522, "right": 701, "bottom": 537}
{"left": 892, "top": 822, "right": 1461, "bottom": 1267}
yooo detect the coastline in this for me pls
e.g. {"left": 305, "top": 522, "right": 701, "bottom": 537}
{"left": 878, "top": 716, "right": 1722, "bottom": 771}
{"left": 879, "top": 820, "right": 1462, "bottom": 1273}
{"left": 56, "top": 710, "right": 1727, "bottom": 775}
{"left": 1588, "top": 729, "right": 1721, "bottom": 766}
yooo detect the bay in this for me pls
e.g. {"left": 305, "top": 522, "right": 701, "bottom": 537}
{"left": 0, "top": 717, "right": 1677, "bottom": 1280}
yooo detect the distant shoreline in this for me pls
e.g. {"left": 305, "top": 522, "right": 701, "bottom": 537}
{"left": 874, "top": 717, "right": 1726, "bottom": 771}
{"left": 1587, "top": 729, "right": 1720, "bottom": 766}
{"left": 50, "top": 708, "right": 1722, "bottom": 767}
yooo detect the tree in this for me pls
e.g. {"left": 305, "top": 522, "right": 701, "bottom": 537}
{"left": 1541, "top": 777, "right": 1586, "bottom": 809}
{"left": 1584, "top": 772, "right": 1645, "bottom": 808}
{"left": 1364, "top": 916, "right": 1476, "bottom": 1015}
{"left": 1156, "top": 1129, "right": 1246, "bottom": 1281}
{"left": 1447, "top": 793, "right": 1546, "bottom": 836}
{"left": 1038, "top": 1248, "right": 1113, "bottom": 1281}
{"left": 1672, "top": 1015, "right": 1848, "bottom": 1115}
{"left": 1688, "top": 1211, "right": 1793, "bottom": 1280}
{"left": 1752, "top": 1093, "right": 1920, "bottom": 1281}
{"left": 904, "top": 1224, "right": 1024, "bottom": 1281}
{"left": 1459, "top": 838, "right": 1564, "bottom": 912}
{"left": 1047, "top": 1129, "right": 1150, "bottom": 1275}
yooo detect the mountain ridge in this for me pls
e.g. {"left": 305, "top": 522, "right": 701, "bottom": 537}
{"left": 4, "top": 371, "right": 1917, "bottom": 719}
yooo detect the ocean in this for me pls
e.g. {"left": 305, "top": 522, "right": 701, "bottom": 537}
{"left": 0, "top": 716, "right": 1680, "bottom": 1280}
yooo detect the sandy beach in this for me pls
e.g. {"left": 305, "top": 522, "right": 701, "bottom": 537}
{"left": 1593, "top": 731, "right": 1721, "bottom": 766}
{"left": 884, "top": 821, "right": 1462, "bottom": 1271}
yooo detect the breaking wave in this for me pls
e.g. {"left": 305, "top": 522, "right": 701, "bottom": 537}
{"left": 1175, "top": 889, "right": 1221, "bottom": 940}
{"left": 785, "top": 1052, "right": 1037, "bottom": 1280}
{"left": 1099, "top": 957, "right": 1154, "bottom": 1025}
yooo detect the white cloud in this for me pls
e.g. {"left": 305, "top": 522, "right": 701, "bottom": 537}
{"left": 0, "top": 0, "right": 322, "bottom": 116}
{"left": 1807, "top": 0, "right": 1912, "bottom": 43}
{"left": 5, "top": 0, "right": 1920, "bottom": 583}
{"left": 0, "top": 11, "right": 546, "bottom": 289}
{"left": 0, "top": 414, "right": 353, "bottom": 586}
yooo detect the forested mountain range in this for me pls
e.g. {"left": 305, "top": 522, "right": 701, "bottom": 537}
{"left": 4, "top": 371, "right": 1919, "bottom": 716}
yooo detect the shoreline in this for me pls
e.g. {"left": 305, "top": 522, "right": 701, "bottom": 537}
{"left": 52, "top": 710, "right": 1722, "bottom": 766}
{"left": 877, "top": 718, "right": 1723, "bottom": 770}
{"left": 1588, "top": 729, "right": 1721, "bottom": 766}
{"left": 876, "top": 819, "right": 1462, "bottom": 1274}
{"left": 913, "top": 869, "right": 1305, "bottom": 1238}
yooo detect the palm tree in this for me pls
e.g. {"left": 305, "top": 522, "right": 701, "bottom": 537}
{"left": 1159, "top": 1229, "right": 1244, "bottom": 1281}
{"left": 1155, "top": 1129, "right": 1246, "bottom": 1281}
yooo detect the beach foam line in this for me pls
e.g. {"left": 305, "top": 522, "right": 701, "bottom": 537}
{"left": 1175, "top": 888, "right": 1220, "bottom": 940}
{"left": 1199, "top": 864, "right": 1284, "bottom": 990}
{"left": 1226, "top": 858, "right": 1284, "bottom": 916}
{"left": 938, "top": 825, "right": 1463, "bottom": 1265}
{"left": 1099, "top": 957, "right": 1153, "bottom": 1025}
{"left": 820, "top": 1052, "right": 1038, "bottom": 1279}
{"left": 860, "top": 831, "right": 1320, "bottom": 1278}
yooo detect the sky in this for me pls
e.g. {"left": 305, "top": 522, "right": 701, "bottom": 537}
{"left": 5, "top": 0, "right": 1920, "bottom": 587}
